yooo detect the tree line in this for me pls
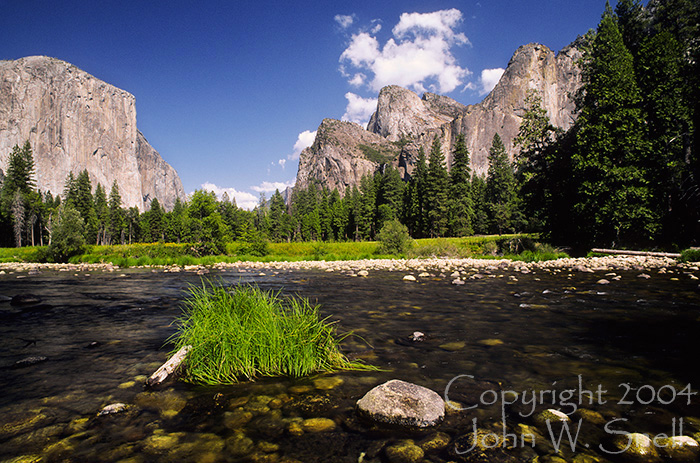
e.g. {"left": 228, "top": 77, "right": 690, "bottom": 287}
{"left": 1, "top": 0, "right": 697, "bottom": 253}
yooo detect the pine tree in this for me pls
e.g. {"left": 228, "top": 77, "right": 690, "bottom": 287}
{"left": 448, "top": 134, "right": 474, "bottom": 236}
{"left": 514, "top": 89, "right": 560, "bottom": 230}
{"left": 570, "top": 4, "right": 654, "bottom": 246}
{"left": 94, "top": 183, "right": 108, "bottom": 244}
{"left": 376, "top": 166, "right": 404, "bottom": 227}
{"left": 470, "top": 175, "right": 489, "bottom": 234}
{"left": 1, "top": 142, "right": 36, "bottom": 245}
{"left": 485, "top": 133, "right": 516, "bottom": 234}
{"left": 107, "top": 181, "right": 124, "bottom": 244}
{"left": 425, "top": 137, "right": 450, "bottom": 237}
{"left": 404, "top": 147, "right": 428, "bottom": 237}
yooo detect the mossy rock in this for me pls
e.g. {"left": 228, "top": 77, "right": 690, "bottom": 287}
{"left": 418, "top": 431, "right": 451, "bottom": 452}
{"left": 612, "top": 433, "right": 661, "bottom": 463}
{"left": 657, "top": 435, "right": 700, "bottom": 462}
{"left": 385, "top": 440, "right": 425, "bottom": 463}
{"left": 301, "top": 418, "right": 336, "bottom": 433}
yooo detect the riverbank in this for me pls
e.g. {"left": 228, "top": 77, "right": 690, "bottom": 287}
{"left": 1, "top": 254, "right": 698, "bottom": 280}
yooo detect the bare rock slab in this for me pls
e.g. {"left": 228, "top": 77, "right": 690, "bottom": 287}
{"left": 356, "top": 379, "right": 445, "bottom": 428}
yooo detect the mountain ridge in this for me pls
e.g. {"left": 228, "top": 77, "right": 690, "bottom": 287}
{"left": 295, "top": 40, "right": 583, "bottom": 191}
{"left": 0, "top": 55, "right": 185, "bottom": 211}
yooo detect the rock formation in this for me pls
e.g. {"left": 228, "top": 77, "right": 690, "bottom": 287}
{"left": 0, "top": 56, "right": 185, "bottom": 211}
{"left": 296, "top": 41, "right": 583, "bottom": 192}
{"left": 295, "top": 118, "right": 401, "bottom": 196}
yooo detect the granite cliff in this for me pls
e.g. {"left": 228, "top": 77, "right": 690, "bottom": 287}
{"left": 296, "top": 41, "right": 583, "bottom": 190}
{"left": 0, "top": 56, "right": 185, "bottom": 211}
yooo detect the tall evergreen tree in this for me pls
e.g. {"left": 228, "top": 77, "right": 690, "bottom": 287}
{"left": 425, "top": 137, "right": 450, "bottom": 237}
{"left": 514, "top": 89, "right": 560, "bottom": 230}
{"left": 107, "top": 181, "right": 124, "bottom": 244}
{"left": 376, "top": 166, "right": 404, "bottom": 227}
{"left": 404, "top": 147, "right": 428, "bottom": 237}
{"left": 1, "top": 142, "right": 36, "bottom": 246}
{"left": 94, "top": 183, "right": 108, "bottom": 244}
{"left": 471, "top": 175, "right": 489, "bottom": 235}
{"left": 485, "top": 133, "right": 516, "bottom": 234}
{"left": 570, "top": 4, "right": 654, "bottom": 246}
{"left": 448, "top": 134, "right": 474, "bottom": 236}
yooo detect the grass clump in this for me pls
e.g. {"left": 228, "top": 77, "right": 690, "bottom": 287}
{"left": 170, "top": 281, "right": 374, "bottom": 384}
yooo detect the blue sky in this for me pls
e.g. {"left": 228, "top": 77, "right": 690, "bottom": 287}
{"left": 1, "top": 0, "right": 609, "bottom": 209}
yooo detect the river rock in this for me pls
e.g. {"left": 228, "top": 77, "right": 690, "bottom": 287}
{"left": 657, "top": 436, "right": 700, "bottom": 461}
{"left": 97, "top": 403, "right": 129, "bottom": 416}
{"left": 403, "top": 275, "right": 416, "bottom": 281}
{"left": 612, "top": 433, "right": 661, "bottom": 463}
{"left": 10, "top": 294, "right": 42, "bottom": 306}
{"left": 301, "top": 417, "right": 336, "bottom": 433}
{"left": 356, "top": 379, "right": 445, "bottom": 428}
{"left": 385, "top": 439, "right": 424, "bottom": 463}
{"left": 13, "top": 356, "right": 48, "bottom": 368}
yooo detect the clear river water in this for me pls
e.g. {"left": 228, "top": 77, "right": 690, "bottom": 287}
{"left": 1, "top": 265, "right": 699, "bottom": 463}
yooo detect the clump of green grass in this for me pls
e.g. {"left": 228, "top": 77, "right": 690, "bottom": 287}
{"left": 169, "top": 281, "right": 374, "bottom": 384}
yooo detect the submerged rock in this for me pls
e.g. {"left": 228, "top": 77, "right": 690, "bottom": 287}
{"left": 97, "top": 403, "right": 129, "bottom": 416}
{"left": 611, "top": 433, "right": 661, "bottom": 463}
{"left": 356, "top": 379, "right": 445, "bottom": 428}
{"left": 10, "top": 294, "right": 42, "bottom": 306}
{"left": 657, "top": 435, "right": 700, "bottom": 461}
{"left": 385, "top": 439, "right": 424, "bottom": 463}
{"left": 13, "top": 356, "right": 48, "bottom": 368}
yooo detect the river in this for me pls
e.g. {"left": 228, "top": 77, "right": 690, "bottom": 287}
{"left": 1, "top": 264, "right": 699, "bottom": 462}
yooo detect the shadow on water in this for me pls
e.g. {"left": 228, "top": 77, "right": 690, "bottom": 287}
{"left": 0, "top": 266, "right": 699, "bottom": 462}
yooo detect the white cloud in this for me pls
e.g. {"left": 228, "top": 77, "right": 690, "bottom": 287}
{"left": 251, "top": 180, "right": 296, "bottom": 194}
{"left": 199, "top": 182, "right": 258, "bottom": 210}
{"left": 339, "top": 8, "right": 470, "bottom": 94}
{"left": 334, "top": 14, "right": 356, "bottom": 30}
{"left": 342, "top": 92, "right": 377, "bottom": 125}
{"left": 479, "top": 68, "right": 505, "bottom": 95}
{"left": 292, "top": 130, "right": 316, "bottom": 159}
{"left": 276, "top": 129, "right": 317, "bottom": 170}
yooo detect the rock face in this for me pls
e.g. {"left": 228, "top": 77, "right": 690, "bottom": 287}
{"left": 356, "top": 379, "right": 445, "bottom": 428}
{"left": 295, "top": 118, "right": 401, "bottom": 197}
{"left": 0, "top": 56, "right": 185, "bottom": 211}
{"left": 296, "top": 41, "right": 582, "bottom": 191}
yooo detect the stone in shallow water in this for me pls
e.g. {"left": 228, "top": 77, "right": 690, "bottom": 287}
{"left": 479, "top": 338, "right": 503, "bottom": 346}
{"left": 312, "top": 376, "right": 344, "bottom": 390}
{"left": 356, "top": 379, "right": 445, "bottom": 428}
{"left": 97, "top": 403, "right": 129, "bottom": 416}
{"left": 403, "top": 275, "right": 416, "bottom": 281}
{"left": 385, "top": 439, "right": 424, "bottom": 463}
{"left": 301, "top": 417, "right": 336, "bottom": 433}
{"left": 439, "top": 341, "right": 466, "bottom": 351}
{"left": 612, "top": 433, "right": 661, "bottom": 463}
{"left": 657, "top": 435, "right": 700, "bottom": 461}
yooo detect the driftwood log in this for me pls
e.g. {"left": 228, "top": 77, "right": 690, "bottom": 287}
{"left": 146, "top": 345, "right": 191, "bottom": 387}
{"left": 591, "top": 248, "right": 681, "bottom": 258}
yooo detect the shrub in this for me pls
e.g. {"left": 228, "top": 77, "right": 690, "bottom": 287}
{"left": 170, "top": 281, "right": 374, "bottom": 384}
{"left": 376, "top": 219, "right": 413, "bottom": 255}
{"left": 680, "top": 248, "right": 700, "bottom": 263}
{"left": 43, "top": 205, "right": 86, "bottom": 263}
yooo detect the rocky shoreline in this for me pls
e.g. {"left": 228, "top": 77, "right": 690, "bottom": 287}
{"left": 0, "top": 255, "right": 698, "bottom": 282}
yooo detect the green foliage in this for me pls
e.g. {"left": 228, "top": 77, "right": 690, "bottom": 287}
{"left": 680, "top": 248, "right": 700, "bottom": 263}
{"left": 376, "top": 218, "right": 413, "bottom": 255}
{"left": 170, "top": 281, "right": 374, "bottom": 384}
{"left": 43, "top": 204, "right": 86, "bottom": 263}
{"left": 448, "top": 134, "right": 474, "bottom": 236}
{"left": 486, "top": 133, "right": 518, "bottom": 234}
{"left": 358, "top": 143, "right": 398, "bottom": 164}
{"left": 237, "top": 224, "right": 269, "bottom": 257}
{"left": 570, "top": 7, "right": 655, "bottom": 247}
{"left": 425, "top": 137, "right": 450, "bottom": 237}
